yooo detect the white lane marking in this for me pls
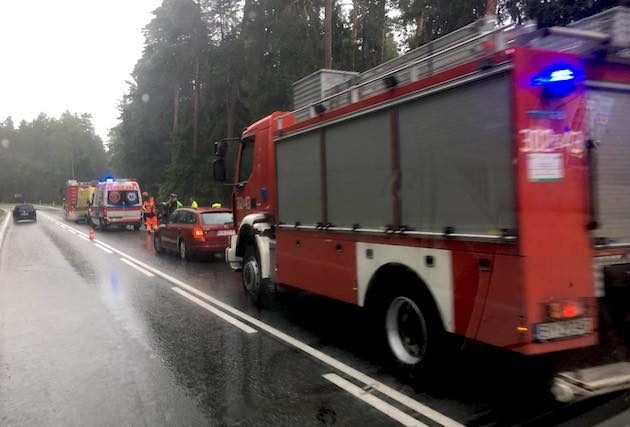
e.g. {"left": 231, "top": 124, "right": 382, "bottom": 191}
{"left": 39, "top": 213, "right": 462, "bottom": 427}
{"left": 323, "top": 373, "right": 426, "bottom": 427}
{"left": 120, "top": 258, "right": 155, "bottom": 277}
{"left": 94, "top": 243, "right": 113, "bottom": 254}
{"left": 59, "top": 224, "right": 76, "bottom": 234}
{"left": 172, "top": 288, "right": 258, "bottom": 334}
{"left": 78, "top": 234, "right": 90, "bottom": 241}
{"left": 0, "top": 208, "right": 11, "bottom": 249}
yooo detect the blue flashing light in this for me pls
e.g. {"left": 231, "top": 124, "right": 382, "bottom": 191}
{"left": 533, "top": 68, "right": 575, "bottom": 85}
{"left": 549, "top": 69, "right": 575, "bottom": 82}
{"left": 531, "top": 64, "right": 582, "bottom": 99}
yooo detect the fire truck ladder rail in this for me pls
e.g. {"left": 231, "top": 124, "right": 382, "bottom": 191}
{"left": 277, "top": 20, "right": 521, "bottom": 129}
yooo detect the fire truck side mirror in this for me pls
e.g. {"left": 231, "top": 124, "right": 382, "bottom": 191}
{"left": 213, "top": 159, "right": 226, "bottom": 182}
{"left": 214, "top": 141, "right": 227, "bottom": 157}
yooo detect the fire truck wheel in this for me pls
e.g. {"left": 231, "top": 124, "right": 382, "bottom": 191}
{"left": 242, "top": 245, "right": 264, "bottom": 305}
{"left": 178, "top": 239, "right": 190, "bottom": 261}
{"left": 383, "top": 288, "right": 441, "bottom": 373}
{"left": 153, "top": 233, "right": 163, "bottom": 254}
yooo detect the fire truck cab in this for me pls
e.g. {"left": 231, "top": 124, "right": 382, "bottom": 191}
{"left": 217, "top": 8, "right": 630, "bottom": 401}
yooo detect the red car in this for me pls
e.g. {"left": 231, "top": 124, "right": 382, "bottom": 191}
{"left": 153, "top": 207, "right": 235, "bottom": 261}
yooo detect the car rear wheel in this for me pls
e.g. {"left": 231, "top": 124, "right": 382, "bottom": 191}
{"left": 178, "top": 239, "right": 190, "bottom": 261}
{"left": 153, "top": 233, "right": 163, "bottom": 254}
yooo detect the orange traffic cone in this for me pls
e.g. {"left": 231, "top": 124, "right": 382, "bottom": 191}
{"left": 89, "top": 227, "right": 95, "bottom": 241}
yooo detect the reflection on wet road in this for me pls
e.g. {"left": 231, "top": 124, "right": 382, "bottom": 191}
{"left": 0, "top": 207, "right": 628, "bottom": 426}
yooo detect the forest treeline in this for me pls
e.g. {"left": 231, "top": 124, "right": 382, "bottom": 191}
{"left": 1, "top": 0, "right": 626, "bottom": 204}
{"left": 0, "top": 114, "right": 107, "bottom": 202}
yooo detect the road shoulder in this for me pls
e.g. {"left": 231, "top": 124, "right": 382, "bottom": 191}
{"left": 0, "top": 207, "right": 10, "bottom": 249}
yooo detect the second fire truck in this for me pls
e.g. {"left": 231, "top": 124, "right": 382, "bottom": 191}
{"left": 215, "top": 8, "right": 630, "bottom": 401}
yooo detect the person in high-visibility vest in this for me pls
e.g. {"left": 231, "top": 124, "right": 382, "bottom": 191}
{"left": 211, "top": 202, "right": 222, "bottom": 208}
{"left": 145, "top": 197, "right": 158, "bottom": 233}
{"left": 190, "top": 197, "right": 198, "bottom": 208}
{"left": 166, "top": 193, "right": 183, "bottom": 216}
{"left": 141, "top": 192, "right": 150, "bottom": 229}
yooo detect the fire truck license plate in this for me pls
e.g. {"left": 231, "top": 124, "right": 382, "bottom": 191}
{"left": 534, "top": 317, "right": 592, "bottom": 342}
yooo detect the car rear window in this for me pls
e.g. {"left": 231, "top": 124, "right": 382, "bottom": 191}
{"left": 107, "top": 191, "right": 140, "bottom": 206}
{"left": 16, "top": 205, "right": 34, "bottom": 212}
{"left": 200, "top": 212, "right": 233, "bottom": 226}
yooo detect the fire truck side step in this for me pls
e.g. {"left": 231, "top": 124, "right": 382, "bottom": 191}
{"left": 552, "top": 362, "right": 630, "bottom": 402}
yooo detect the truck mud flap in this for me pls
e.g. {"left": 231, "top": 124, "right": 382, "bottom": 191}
{"left": 552, "top": 362, "right": 630, "bottom": 402}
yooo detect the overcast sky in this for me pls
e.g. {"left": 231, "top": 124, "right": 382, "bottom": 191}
{"left": 0, "top": 0, "right": 162, "bottom": 144}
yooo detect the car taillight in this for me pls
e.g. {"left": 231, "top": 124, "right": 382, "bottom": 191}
{"left": 547, "top": 299, "right": 585, "bottom": 320}
{"left": 193, "top": 226, "right": 204, "bottom": 240}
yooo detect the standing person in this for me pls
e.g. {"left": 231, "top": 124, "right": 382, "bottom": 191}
{"left": 190, "top": 197, "right": 198, "bottom": 208}
{"left": 141, "top": 192, "right": 150, "bottom": 229}
{"left": 145, "top": 197, "right": 158, "bottom": 233}
{"left": 166, "top": 193, "right": 183, "bottom": 216}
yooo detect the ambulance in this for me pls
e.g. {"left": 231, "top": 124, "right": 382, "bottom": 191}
{"left": 88, "top": 178, "right": 143, "bottom": 230}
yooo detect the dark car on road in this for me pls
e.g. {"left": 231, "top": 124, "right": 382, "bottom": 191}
{"left": 12, "top": 204, "right": 37, "bottom": 223}
{"left": 154, "top": 207, "right": 235, "bottom": 261}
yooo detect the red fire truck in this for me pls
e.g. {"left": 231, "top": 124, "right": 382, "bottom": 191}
{"left": 215, "top": 8, "right": 630, "bottom": 401}
{"left": 64, "top": 180, "right": 95, "bottom": 222}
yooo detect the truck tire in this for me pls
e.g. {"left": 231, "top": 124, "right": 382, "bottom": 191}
{"left": 242, "top": 245, "right": 264, "bottom": 305}
{"left": 380, "top": 285, "right": 442, "bottom": 375}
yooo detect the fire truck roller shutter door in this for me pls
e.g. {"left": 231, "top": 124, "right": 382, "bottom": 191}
{"left": 399, "top": 73, "right": 515, "bottom": 234}
{"left": 587, "top": 88, "right": 630, "bottom": 244}
{"left": 325, "top": 112, "right": 392, "bottom": 229}
{"left": 276, "top": 131, "right": 322, "bottom": 226}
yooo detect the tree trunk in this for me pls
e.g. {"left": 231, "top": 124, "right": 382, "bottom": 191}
{"left": 191, "top": 55, "right": 200, "bottom": 198}
{"left": 378, "top": 0, "right": 386, "bottom": 63}
{"left": 415, "top": 9, "right": 426, "bottom": 47}
{"left": 324, "top": 0, "right": 333, "bottom": 69}
{"left": 172, "top": 84, "right": 180, "bottom": 135}
{"left": 351, "top": 0, "right": 359, "bottom": 70}
{"left": 486, "top": 0, "right": 497, "bottom": 16}
{"left": 192, "top": 56, "right": 200, "bottom": 158}
{"left": 226, "top": 77, "right": 238, "bottom": 139}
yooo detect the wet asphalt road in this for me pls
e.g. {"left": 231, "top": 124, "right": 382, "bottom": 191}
{"left": 1, "top": 206, "right": 629, "bottom": 426}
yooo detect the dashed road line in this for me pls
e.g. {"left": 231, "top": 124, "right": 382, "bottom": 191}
{"left": 120, "top": 258, "right": 154, "bottom": 277}
{"left": 78, "top": 234, "right": 90, "bottom": 241}
{"left": 323, "top": 373, "right": 426, "bottom": 427}
{"left": 94, "top": 243, "right": 113, "bottom": 254}
{"left": 40, "top": 212, "right": 463, "bottom": 427}
{"left": 172, "top": 287, "right": 258, "bottom": 334}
